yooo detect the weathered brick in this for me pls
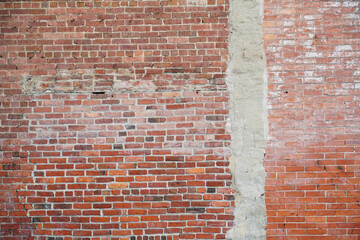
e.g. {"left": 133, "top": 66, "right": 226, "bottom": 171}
{"left": 1, "top": 0, "right": 356, "bottom": 239}
{"left": 264, "top": 0, "right": 359, "bottom": 239}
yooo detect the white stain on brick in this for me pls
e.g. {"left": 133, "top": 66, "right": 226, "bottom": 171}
{"left": 335, "top": 45, "right": 353, "bottom": 52}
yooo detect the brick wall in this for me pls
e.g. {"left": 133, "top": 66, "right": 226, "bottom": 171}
{"left": 0, "top": 91, "right": 233, "bottom": 240}
{"left": 1, "top": 0, "right": 359, "bottom": 239}
{"left": 0, "top": 0, "right": 233, "bottom": 239}
{"left": 264, "top": 0, "right": 360, "bottom": 239}
{"left": 0, "top": 0, "right": 228, "bottom": 94}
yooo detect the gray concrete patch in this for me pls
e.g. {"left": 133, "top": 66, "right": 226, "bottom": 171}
{"left": 20, "top": 75, "right": 43, "bottom": 93}
{"left": 226, "top": 0, "right": 267, "bottom": 239}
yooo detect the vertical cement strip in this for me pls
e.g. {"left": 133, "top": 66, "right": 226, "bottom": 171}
{"left": 226, "top": 0, "right": 267, "bottom": 239}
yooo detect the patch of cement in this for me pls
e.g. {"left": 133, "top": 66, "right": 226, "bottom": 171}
{"left": 20, "top": 75, "right": 43, "bottom": 93}
{"left": 226, "top": 0, "right": 267, "bottom": 239}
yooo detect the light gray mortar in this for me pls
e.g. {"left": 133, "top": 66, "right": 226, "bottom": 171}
{"left": 226, "top": 0, "right": 268, "bottom": 239}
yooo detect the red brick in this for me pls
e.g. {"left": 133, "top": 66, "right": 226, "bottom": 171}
{"left": 264, "top": 0, "right": 359, "bottom": 239}
{"left": 2, "top": 0, "right": 357, "bottom": 239}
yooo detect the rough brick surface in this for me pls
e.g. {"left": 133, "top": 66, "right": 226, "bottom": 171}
{"left": 264, "top": 1, "right": 360, "bottom": 239}
{"left": 0, "top": 92, "right": 234, "bottom": 239}
{"left": 1, "top": 0, "right": 360, "bottom": 239}
{"left": 0, "top": 1, "right": 234, "bottom": 239}
{"left": 0, "top": 0, "right": 228, "bottom": 94}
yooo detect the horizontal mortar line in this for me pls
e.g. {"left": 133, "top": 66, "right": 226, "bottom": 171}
{"left": 21, "top": 89, "right": 229, "bottom": 94}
